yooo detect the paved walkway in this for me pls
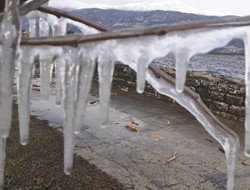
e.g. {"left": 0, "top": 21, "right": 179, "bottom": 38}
{"left": 30, "top": 84, "right": 250, "bottom": 190}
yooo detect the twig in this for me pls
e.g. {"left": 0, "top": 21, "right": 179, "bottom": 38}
{"left": 129, "top": 116, "right": 139, "bottom": 125}
{"left": 166, "top": 152, "right": 177, "bottom": 164}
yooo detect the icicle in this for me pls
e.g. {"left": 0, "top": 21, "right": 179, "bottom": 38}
{"left": 39, "top": 58, "right": 53, "bottom": 100}
{"left": 39, "top": 17, "right": 49, "bottom": 37}
{"left": 0, "top": 0, "right": 21, "bottom": 187}
{"left": 51, "top": 18, "right": 67, "bottom": 36}
{"left": 0, "top": 0, "right": 21, "bottom": 138}
{"left": 136, "top": 52, "right": 151, "bottom": 94}
{"left": 243, "top": 28, "right": 250, "bottom": 157}
{"left": 0, "top": 138, "right": 6, "bottom": 188}
{"left": 38, "top": 16, "right": 52, "bottom": 100}
{"left": 98, "top": 52, "right": 116, "bottom": 127}
{"left": 74, "top": 51, "right": 96, "bottom": 133}
{"left": 175, "top": 48, "right": 190, "bottom": 93}
{"left": 17, "top": 47, "right": 36, "bottom": 145}
{"left": 60, "top": 48, "right": 79, "bottom": 175}
{"left": 28, "top": 19, "right": 36, "bottom": 38}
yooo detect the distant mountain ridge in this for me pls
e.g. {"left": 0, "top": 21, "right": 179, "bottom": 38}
{"left": 49, "top": 1, "right": 228, "bottom": 16}
{"left": 70, "top": 8, "right": 223, "bottom": 30}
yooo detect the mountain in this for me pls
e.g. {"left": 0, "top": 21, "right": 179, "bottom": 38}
{"left": 49, "top": 1, "right": 227, "bottom": 16}
{"left": 70, "top": 8, "right": 222, "bottom": 30}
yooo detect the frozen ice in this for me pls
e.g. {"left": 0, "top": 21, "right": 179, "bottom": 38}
{"left": 74, "top": 45, "right": 97, "bottom": 132}
{"left": 17, "top": 47, "right": 38, "bottom": 145}
{"left": 243, "top": 28, "right": 250, "bottom": 157}
{"left": 60, "top": 48, "right": 79, "bottom": 175}
{"left": 0, "top": 0, "right": 21, "bottom": 187}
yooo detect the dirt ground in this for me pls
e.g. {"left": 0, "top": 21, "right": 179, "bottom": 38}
{"left": 3, "top": 104, "right": 126, "bottom": 190}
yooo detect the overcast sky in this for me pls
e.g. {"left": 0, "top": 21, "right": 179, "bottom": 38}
{"left": 64, "top": 0, "right": 250, "bottom": 16}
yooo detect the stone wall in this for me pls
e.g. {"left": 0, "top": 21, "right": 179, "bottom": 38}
{"left": 113, "top": 64, "right": 245, "bottom": 121}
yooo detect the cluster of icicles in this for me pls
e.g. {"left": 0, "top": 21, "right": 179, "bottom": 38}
{"left": 0, "top": 8, "right": 250, "bottom": 190}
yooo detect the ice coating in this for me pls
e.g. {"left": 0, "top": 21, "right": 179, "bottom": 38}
{"left": 146, "top": 68, "right": 239, "bottom": 190}
{"left": 74, "top": 45, "right": 97, "bottom": 132}
{"left": 60, "top": 48, "right": 79, "bottom": 175}
{"left": 17, "top": 47, "right": 37, "bottom": 145}
{"left": 243, "top": 29, "right": 250, "bottom": 157}
{"left": 97, "top": 42, "right": 117, "bottom": 127}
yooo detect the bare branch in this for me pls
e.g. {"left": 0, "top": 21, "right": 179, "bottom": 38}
{"left": 20, "top": 0, "right": 49, "bottom": 15}
{"left": 38, "top": 6, "right": 109, "bottom": 32}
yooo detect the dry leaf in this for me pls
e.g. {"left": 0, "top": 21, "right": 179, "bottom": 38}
{"left": 125, "top": 124, "right": 138, "bottom": 132}
{"left": 152, "top": 135, "right": 163, "bottom": 141}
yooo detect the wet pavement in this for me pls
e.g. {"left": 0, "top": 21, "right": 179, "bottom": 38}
{"left": 30, "top": 84, "right": 250, "bottom": 190}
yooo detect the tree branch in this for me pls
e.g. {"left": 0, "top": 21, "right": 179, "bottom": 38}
{"left": 19, "top": 0, "right": 49, "bottom": 16}
{"left": 38, "top": 6, "right": 108, "bottom": 32}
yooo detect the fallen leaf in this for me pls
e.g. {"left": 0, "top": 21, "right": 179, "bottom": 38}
{"left": 125, "top": 124, "right": 138, "bottom": 132}
{"left": 152, "top": 135, "right": 163, "bottom": 141}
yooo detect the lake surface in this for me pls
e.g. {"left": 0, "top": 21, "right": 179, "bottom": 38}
{"left": 152, "top": 53, "right": 245, "bottom": 79}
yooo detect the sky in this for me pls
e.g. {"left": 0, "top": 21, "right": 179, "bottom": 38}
{"left": 49, "top": 0, "right": 250, "bottom": 16}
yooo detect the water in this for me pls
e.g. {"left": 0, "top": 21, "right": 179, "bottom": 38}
{"left": 153, "top": 53, "right": 245, "bottom": 79}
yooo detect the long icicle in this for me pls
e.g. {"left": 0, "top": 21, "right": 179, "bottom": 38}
{"left": 74, "top": 52, "right": 96, "bottom": 133}
{"left": 98, "top": 53, "right": 116, "bottom": 127}
{"left": 244, "top": 28, "right": 250, "bottom": 156}
{"left": 61, "top": 48, "right": 79, "bottom": 175}
{"left": 0, "top": 0, "right": 21, "bottom": 187}
{"left": 0, "top": 0, "right": 21, "bottom": 138}
{"left": 175, "top": 48, "right": 190, "bottom": 93}
{"left": 17, "top": 47, "right": 35, "bottom": 145}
